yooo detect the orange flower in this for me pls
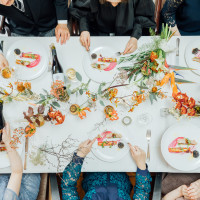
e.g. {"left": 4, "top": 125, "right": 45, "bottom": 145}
{"left": 108, "top": 88, "right": 118, "bottom": 101}
{"left": 131, "top": 91, "right": 146, "bottom": 108}
{"left": 86, "top": 91, "right": 91, "bottom": 96}
{"left": 114, "top": 98, "right": 120, "bottom": 107}
{"left": 25, "top": 123, "right": 36, "bottom": 137}
{"left": 78, "top": 107, "right": 91, "bottom": 119}
{"left": 92, "top": 97, "right": 96, "bottom": 102}
{"left": 152, "top": 87, "right": 158, "bottom": 93}
{"left": 48, "top": 107, "right": 65, "bottom": 125}
{"left": 150, "top": 51, "right": 158, "bottom": 62}
{"left": 106, "top": 109, "right": 119, "bottom": 121}
{"left": 17, "top": 82, "right": 25, "bottom": 92}
{"left": 24, "top": 82, "right": 31, "bottom": 90}
{"left": 156, "top": 80, "right": 161, "bottom": 86}
{"left": 129, "top": 107, "right": 134, "bottom": 112}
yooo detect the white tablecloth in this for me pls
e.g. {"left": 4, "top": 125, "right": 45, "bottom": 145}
{"left": 0, "top": 36, "right": 200, "bottom": 173}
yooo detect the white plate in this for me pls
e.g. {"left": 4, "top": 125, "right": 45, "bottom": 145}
{"left": 6, "top": 39, "right": 49, "bottom": 80}
{"left": 161, "top": 122, "right": 200, "bottom": 171}
{"left": 91, "top": 128, "right": 130, "bottom": 162}
{"left": 0, "top": 126, "right": 24, "bottom": 169}
{"left": 82, "top": 46, "right": 119, "bottom": 83}
{"left": 185, "top": 40, "right": 200, "bottom": 75}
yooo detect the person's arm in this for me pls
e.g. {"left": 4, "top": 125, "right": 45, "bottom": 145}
{"left": 131, "top": 0, "right": 156, "bottom": 40}
{"left": 124, "top": 0, "right": 156, "bottom": 54}
{"left": 2, "top": 123, "right": 23, "bottom": 196}
{"left": 54, "top": 0, "right": 70, "bottom": 44}
{"left": 61, "top": 138, "right": 96, "bottom": 200}
{"left": 133, "top": 166, "right": 152, "bottom": 200}
{"left": 128, "top": 144, "right": 152, "bottom": 200}
{"left": 161, "top": 0, "right": 184, "bottom": 35}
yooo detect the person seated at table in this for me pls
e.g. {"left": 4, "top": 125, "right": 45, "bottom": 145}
{"left": 69, "top": 0, "right": 156, "bottom": 54}
{"left": 0, "top": 123, "right": 41, "bottom": 200}
{"left": 161, "top": 0, "right": 200, "bottom": 36}
{"left": 0, "top": 0, "right": 70, "bottom": 71}
{"left": 0, "top": 0, "right": 70, "bottom": 43}
{"left": 162, "top": 173, "right": 200, "bottom": 200}
{"left": 61, "top": 138, "right": 152, "bottom": 200}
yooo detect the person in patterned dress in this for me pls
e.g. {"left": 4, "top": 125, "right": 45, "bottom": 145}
{"left": 161, "top": 0, "right": 200, "bottom": 36}
{"left": 62, "top": 138, "right": 152, "bottom": 200}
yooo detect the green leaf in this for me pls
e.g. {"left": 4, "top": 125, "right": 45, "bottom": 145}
{"left": 7, "top": 96, "right": 12, "bottom": 102}
{"left": 99, "top": 100, "right": 105, "bottom": 106}
{"left": 76, "top": 72, "right": 82, "bottom": 82}
{"left": 175, "top": 78, "right": 195, "bottom": 84}
{"left": 79, "top": 89, "right": 83, "bottom": 95}
{"left": 50, "top": 104, "right": 56, "bottom": 109}
{"left": 36, "top": 100, "right": 45, "bottom": 104}
{"left": 40, "top": 94, "right": 45, "bottom": 99}
{"left": 138, "top": 85, "right": 148, "bottom": 90}
{"left": 129, "top": 74, "right": 133, "bottom": 83}
{"left": 98, "top": 84, "right": 102, "bottom": 95}
{"left": 43, "top": 89, "right": 48, "bottom": 94}
{"left": 149, "top": 93, "right": 154, "bottom": 105}
{"left": 52, "top": 101, "right": 60, "bottom": 107}
{"left": 66, "top": 88, "right": 71, "bottom": 96}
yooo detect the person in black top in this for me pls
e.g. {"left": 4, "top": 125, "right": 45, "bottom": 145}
{"left": 70, "top": 0, "right": 156, "bottom": 54}
{"left": 0, "top": 0, "right": 70, "bottom": 43}
{"left": 0, "top": 0, "right": 70, "bottom": 69}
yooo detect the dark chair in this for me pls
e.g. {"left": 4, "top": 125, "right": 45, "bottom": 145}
{"left": 0, "top": 16, "right": 11, "bottom": 36}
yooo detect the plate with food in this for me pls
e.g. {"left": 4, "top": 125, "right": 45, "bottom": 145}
{"left": 0, "top": 126, "right": 24, "bottom": 169}
{"left": 91, "top": 129, "right": 130, "bottom": 162}
{"left": 6, "top": 39, "right": 49, "bottom": 80}
{"left": 82, "top": 46, "right": 120, "bottom": 83}
{"left": 185, "top": 40, "right": 200, "bottom": 75}
{"left": 161, "top": 122, "right": 200, "bottom": 171}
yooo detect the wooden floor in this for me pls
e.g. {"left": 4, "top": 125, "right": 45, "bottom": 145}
{"left": 57, "top": 173, "right": 155, "bottom": 200}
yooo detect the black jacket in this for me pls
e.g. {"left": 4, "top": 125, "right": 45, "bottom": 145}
{"left": 0, "top": 0, "right": 68, "bottom": 35}
{"left": 70, "top": 0, "right": 156, "bottom": 39}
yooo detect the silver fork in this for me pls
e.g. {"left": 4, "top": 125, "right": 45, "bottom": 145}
{"left": 146, "top": 129, "right": 151, "bottom": 162}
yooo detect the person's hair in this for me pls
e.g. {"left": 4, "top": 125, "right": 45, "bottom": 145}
{"left": 99, "top": 0, "right": 128, "bottom": 4}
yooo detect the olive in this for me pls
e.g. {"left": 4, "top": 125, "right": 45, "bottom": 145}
{"left": 14, "top": 48, "right": 21, "bottom": 55}
{"left": 118, "top": 142, "right": 124, "bottom": 149}
{"left": 192, "top": 48, "right": 199, "bottom": 55}
{"left": 193, "top": 150, "right": 199, "bottom": 158}
{"left": 91, "top": 53, "right": 97, "bottom": 60}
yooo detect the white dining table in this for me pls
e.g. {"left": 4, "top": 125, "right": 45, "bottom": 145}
{"left": 0, "top": 35, "right": 200, "bottom": 174}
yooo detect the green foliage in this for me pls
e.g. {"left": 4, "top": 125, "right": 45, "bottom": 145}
{"left": 76, "top": 72, "right": 82, "bottom": 82}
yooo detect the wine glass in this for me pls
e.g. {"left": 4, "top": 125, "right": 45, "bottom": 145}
{"left": 137, "top": 113, "right": 152, "bottom": 126}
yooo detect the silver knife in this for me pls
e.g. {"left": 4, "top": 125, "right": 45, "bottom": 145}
{"left": 175, "top": 38, "right": 180, "bottom": 65}
{"left": 24, "top": 137, "right": 29, "bottom": 170}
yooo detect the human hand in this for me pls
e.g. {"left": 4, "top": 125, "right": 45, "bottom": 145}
{"left": 170, "top": 25, "right": 181, "bottom": 36}
{"left": 0, "top": 53, "right": 9, "bottom": 70}
{"left": 129, "top": 144, "right": 146, "bottom": 170}
{"left": 77, "top": 138, "right": 96, "bottom": 158}
{"left": 2, "top": 123, "right": 11, "bottom": 147}
{"left": 180, "top": 185, "right": 191, "bottom": 199}
{"left": 55, "top": 24, "right": 70, "bottom": 45}
{"left": 187, "top": 180, "right": 200, "bottom": 200}
{"left": 123, "top": 37, "right": 137, "bottom": 55}
{"left": 80, "top": 31, "right": 90, "bottom": 51}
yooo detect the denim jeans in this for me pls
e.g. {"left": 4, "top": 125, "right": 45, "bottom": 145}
{"left": 0, "top": 173, "right": 41, "bottom": 200}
